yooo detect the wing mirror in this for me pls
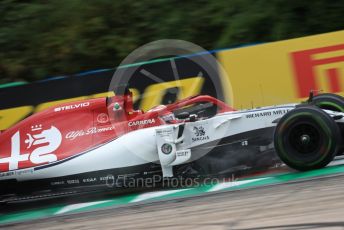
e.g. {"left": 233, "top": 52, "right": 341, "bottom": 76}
{"left": 176, "top": 112, "right": 190, "bottom": 119}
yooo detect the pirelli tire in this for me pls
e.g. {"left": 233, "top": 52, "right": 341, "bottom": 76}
{"left": 274, "top": 106, "right": 341, "bottom": 171}
{"left": 312, "top": 93, "right": 344, "bottom": 112}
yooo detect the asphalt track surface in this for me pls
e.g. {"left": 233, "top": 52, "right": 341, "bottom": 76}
{"left": 3, "top": 173, "right": 344, "bottom": 230}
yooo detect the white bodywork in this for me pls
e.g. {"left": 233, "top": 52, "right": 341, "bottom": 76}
{"left": 0, "top": 104, "right": 300, "bottom": 181}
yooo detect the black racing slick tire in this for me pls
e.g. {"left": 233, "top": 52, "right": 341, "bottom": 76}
{"left": 274, "top": 106, "right": 341, "bottom": 171}
{"left": 312, "top": 93, "right": 344, "bottom": 112}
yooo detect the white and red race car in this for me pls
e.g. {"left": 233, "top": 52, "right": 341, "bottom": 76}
{"left": 1, "top": 89, "right": 344, "bottom": 201}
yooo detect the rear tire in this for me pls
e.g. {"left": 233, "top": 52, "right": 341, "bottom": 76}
{"left": 274, "top": 106, "right": 341, "bottom": 171}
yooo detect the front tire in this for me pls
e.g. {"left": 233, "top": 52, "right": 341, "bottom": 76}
{"left": 274, "top": 106, "right": 341, "bottom": 171}
{"left": 312, "top": 93, "right": 344, "bottom": 112}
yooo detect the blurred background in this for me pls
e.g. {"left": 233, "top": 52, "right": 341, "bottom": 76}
{"left": 1, "top": 0, "right": 344, "bottom": 84}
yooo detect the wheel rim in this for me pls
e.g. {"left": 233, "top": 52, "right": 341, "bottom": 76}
{"left": 288, "top": 123, "right": 321, "bottom": 154}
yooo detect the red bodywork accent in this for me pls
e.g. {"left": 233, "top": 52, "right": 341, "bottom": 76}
{"left": 0, "top": 93, "right": 234, "bottom": 172}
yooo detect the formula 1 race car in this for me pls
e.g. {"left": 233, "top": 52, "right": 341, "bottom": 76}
{"left": 1, "top": 88, "right": 344, "bottom": 201}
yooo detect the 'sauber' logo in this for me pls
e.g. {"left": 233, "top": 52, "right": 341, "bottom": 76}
{"left": 291, "top": 44, "right": 344, "bottom": 98}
